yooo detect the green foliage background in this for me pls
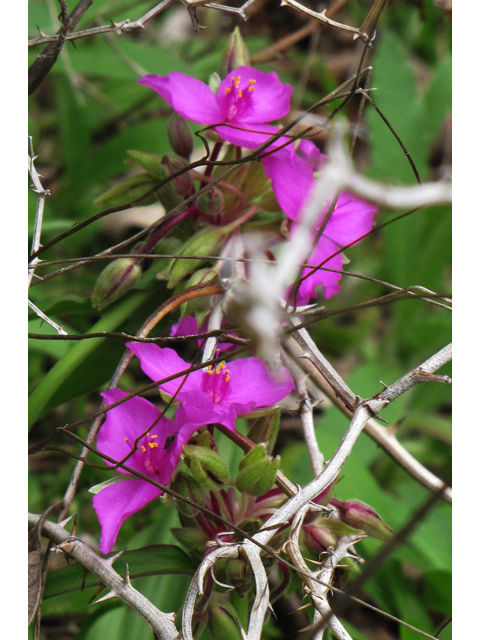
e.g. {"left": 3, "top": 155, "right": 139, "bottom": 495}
{"left": 28, "top": 1, "right": 451, "bottom": 639}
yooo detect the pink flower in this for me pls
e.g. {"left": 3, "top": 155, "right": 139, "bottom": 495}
{"left": 138, "top": 66, "right": 294, "bottom": 152}
{"left": 262, "top": 146, "right": 377, "bottom": 303}
{"left": 93, "top": 389, "right": 206, "bottom": 554}
{"left": 126, "top": 342, "right": 294, "bottom": 432}
{"left": 170, "top": 315, "right": 233, "bottom": 353}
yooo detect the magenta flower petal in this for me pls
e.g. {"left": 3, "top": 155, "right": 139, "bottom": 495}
{"left": 262, "top": 149, "right": 315, "bottom": 221}
{"left": 126, "top": 342, "right": 202, "bottom": 397}
{"left": 99, "top": 389, "right": 177, "bottom": 477}
{"left": 138, "top": 73, "right": 223, "bottom": 125}
{"left": 298, "top": 140, "right": 326, "bottom": 171}
{"left": 320, "top": 192, "right": 377, "bottom": 247}
{"left": 99, "top": 389, "right": 161, "bottom": 472}
{"left": 177, "top": 389, "right": 239, "bottom": 432}
{"left": 217, "top": 67, "right": 293, "bottom": 124}
{"left": 128, "top": 345, "right": 294, "bottom": 431}
{"left": 93, "top": 477, "right": 163, "bottom": 554}
{"left": 294, "top": 233, "right": 344, "bottom": 302}
{"left": 225, "top": 357, "right": 295, "bottom": 407}
{"left": 170, "top": 315, "right": 199, "bottom": 338}
{"left": 215, "top": 122, "right": 293, "bottom": 153}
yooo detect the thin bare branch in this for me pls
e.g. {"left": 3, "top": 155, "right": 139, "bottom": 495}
{"left": 28, "top": 300, "right": 67, "bottom": 336}
{"left": 280, "top": 0, "right": 369, "bottom": 43}
{"left": 284, "top": 319, "right": 452, "bottom": 502}
{"left": 28, "top": 514, "right": 180, "bottom": 640}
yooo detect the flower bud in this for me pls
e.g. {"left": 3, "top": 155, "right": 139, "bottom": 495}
{"left": 219, "top": 27, "right": 250, "bottom": 78}
{"left": 161, "top": 153, "right": 194, "bottom": 198}
{"left": 91, "top": 258, "right": 141, "bottom": 309}
{"left": 332, "top": 499, "right": 393, "bottom": 542}
{"left": 196, "top": 188, "right": 225, "bottom": 218}
{"left": 172, "top": 472, "right": 207, "bottom": 518}
{"left": 207, "top": 599, "right": 244, "bottom": 640}
{"left": 182, "top": 445, "right": 230, "bottom": 491}
{"left": 236, "top": 444, "right": 280, "bottom": 496}
{"left": 127, "top": 149, "right": 191, "bottom": 211}
{"left": 167, "top": 113, "right": 194, "bottom": 159}
{"left": 171, "top": 526, "right": 208, "bottom": 552}
{"left": 302, "top": 524, "right": 338, "bottom": 555}
{"left": 313, "top": 481, "right": 336, "bottom": 507}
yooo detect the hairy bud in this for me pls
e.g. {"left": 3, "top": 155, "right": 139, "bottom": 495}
{"left": 302, "top": 524, "right": 338, "bottom": 555}
{"left": 167, "top": 113, "right": 194, "bottom": 159}
{"left": 219, "top": 27, "right": 250, "bottom": 78}
{"left": 196, "top": 188, "right": 225, "bottom": 218}
{"left": 332, "top": 498, "right": 393, "bottom": 542}
{"left": 236, "top": 444, "right": 280, "bottom": 496}
{"left": 91, "top": 258, "right": 141, "bottom": 309}
{"left": 182, "top": 445, "right": 230, "bottom": 491}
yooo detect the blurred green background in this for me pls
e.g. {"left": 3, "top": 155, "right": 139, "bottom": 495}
{"left": 28, "top": 1, "right": 451, "bottom": 639}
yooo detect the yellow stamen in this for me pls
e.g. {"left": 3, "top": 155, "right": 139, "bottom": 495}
{"left": 248, "top": 86, "right": 255, "bottom": 92}
{"left": 233, "top": 76, "right": 241, "bottom": 88}
{"left": 141, "top": 445, "right": 146, "bottom": 452}
{"left": 124, "top": 437, "right": 128, "bottom": 441}
{"left": 206, "top": 369, "right": 214, "bottom": 375}
{"left": 225, "top": 375, "right": 230, "bottom": 382}
{"left": 238, "top": 90, "right": 243, "bottom": 98}
{"left": 248, "top": 79, "right": 256, "bottom": 84}
{"left": 150, "top": 435, "right": 157, "bottom": 439}
{"left": 224, "top": 87, "right": 231, "bottom": 93}
{"left": 148, "top": 442, "right": 158, "bottom": 449}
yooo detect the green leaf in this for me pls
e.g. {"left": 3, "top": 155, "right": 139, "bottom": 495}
{"left": 88, "top": 475, "right": 132, "bottom": 495}
{"left": 94, "top": 173, "right": 157, "bottom": 208}
{"left": 28, "top": 290, "right": 150, "bottom": 428}
{"left": 167, "top": 225, "right": 227, "bottom": 289}
{"left": 43, "top": 544, "right": 195, "bottom": 600}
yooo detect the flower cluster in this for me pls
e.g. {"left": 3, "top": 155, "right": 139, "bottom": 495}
{"left": 93, "top": 346, "right": 294, "bottom": 553}
{"left": 93, "top": 39, "right": 379, "bottom": 556}
{"left": 139, "top": 63, "right": 377, "bottom": 303}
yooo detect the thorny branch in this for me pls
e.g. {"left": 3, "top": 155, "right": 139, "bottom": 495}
{"left": 181, "top": 344, "right": 451, "bottom": 638}
{"left": 28, "top": 0, "right": 93, "bottom": 94}
{"left": 285, "top": 506, "right": 358, "bottom": 639}
{"left": 28, "top": 514, "right": 180, "bottom": 640}
{"left": 28, "top": 138, "right": 67, "bottom": 336}
{"left": 283, "top": 317, "right": 452, "bottom": 502}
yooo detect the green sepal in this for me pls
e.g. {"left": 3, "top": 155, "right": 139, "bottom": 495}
{"left": 94, "top": 173, "right": 157, "bottom": 208}
{"left": 171, "top": 527, "right": 209, "bottom": 552}
{"left": 127, "top": 149, "right": 166, "bottom": 180}
{"left": 236, "top": 444, "right": 280, "bottom": 496}
{"left": 91, "top": 258, "right": 142, "bottom": 310}
{"left": 182, "top": 444, "right": 230, "bottom": 491}
{"left": 167, "top": 224, "right": 227, "bottom": 289}
{"left": 172, "top": 472, "right": 207, "bottom": 518}
{"left": 247, "top": 408, "right": 280, "bottom": 455}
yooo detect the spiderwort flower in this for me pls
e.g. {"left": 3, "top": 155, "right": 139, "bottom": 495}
{"left": 126, "top": 342, "right": 295, "bottom": 432}
{"left": 93, "top": 389, "right": 207, "bottom": 554}
{"left": 262, "top": 143, "right": 377, "bottom": 303}
{"left": 138, "top": 66, "right": 294, "bottom": 153}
